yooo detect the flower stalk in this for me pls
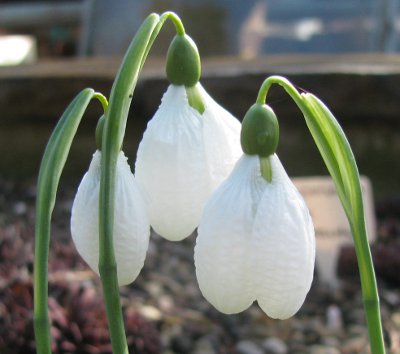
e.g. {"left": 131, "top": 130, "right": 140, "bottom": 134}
{"left": 34, "top": 11, "right": 192, "bottom": 354}
{"left": 86, "top": 10, "right": 198, "bottom": 354}
{"left": 256, "top": 76, "right": 386, "bottom": 354}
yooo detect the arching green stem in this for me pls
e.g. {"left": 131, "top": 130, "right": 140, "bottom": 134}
{"left": 97, "top": 11, "right": 188, "bottom": 354}
{"left": 257, "top": 76, "right": 386, "bottom": 354}
{"left": 94, "top": 92, "right": 109, "bottom": 112}
{"left": 34, "top": 89, "right": 105, "bottom": 354}
{"left": 162, "top": 11, "right": 185, "bottom": 35}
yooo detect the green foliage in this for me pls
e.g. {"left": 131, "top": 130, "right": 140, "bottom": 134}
{"left": 256, "top": 75, "right": 385, "bottom": 354}
{"left": 34, "top": 89, "right": 98, "bottom": 354}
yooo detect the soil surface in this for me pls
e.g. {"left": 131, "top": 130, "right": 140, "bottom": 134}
{"left": 0, "top": 178, "right": 399, "bottom": 354}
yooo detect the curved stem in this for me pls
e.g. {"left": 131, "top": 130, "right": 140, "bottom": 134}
{"left": 161, "top": 11, "right": 185, "bottom": 35}
{"left": 256, "top": 76, "right": 386, "bottom": 353}
{"left": 34, "top": 89, "right": 100, "bottom": 354}
{"left": 258, "top": 76, "right": 348, "bottom": 210}
{"left": 98, "top": 14, "right": 159, "bottom": 354}
{"left": 257, "top": 75, "right": 303, "bottom": 107}
{"left": 93, "top": 92, "right": 108, "bottom": 112}
{"left": 98, "top": 11, "right": 188, "bottom": 354}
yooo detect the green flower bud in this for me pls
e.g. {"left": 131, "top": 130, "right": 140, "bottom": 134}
{"left": 240, "top": 103, "right": 279, "bottom": 157}
{"left": 166, "top": 34, "right": 201, "bottom": 87}
{"left": 95, "top": 115, "right": 106, "bottom": 151}
{"left": 95, "top": 115, "right": 123, "bottom": 151}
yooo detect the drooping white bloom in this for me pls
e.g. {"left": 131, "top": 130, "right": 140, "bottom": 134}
{"left": 71, "top": 150, "right": 150, "bottom": 286}
{"left": 135, "top": 83, "right": 242, "bottom": 241}
{"left": 194, "top": 154, "right": 315, "bottom": 319}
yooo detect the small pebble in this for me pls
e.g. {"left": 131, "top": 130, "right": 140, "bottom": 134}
{"left": 236, "top": 340, "right": 264, "bottom": 354}
{"left": 193, "top": 337, "right": 216, "bottom": 354}
{"left": 13, "top": 201, "right": 27, "bottom": 215}
{"left": 342, "top": 336, "right": 368, "bottom": 353}
{"left": 137, "top": 305, "right": 162, "bottom": 321}
{"left": 321, "top": 336, "right": 340, "bottom": 348}
{"left": 309, "top": 345, "right": 341, "bottom": 354}
{"left": 262, "top": 337, "right": 288, "bottom": 354}
{"left": 382, "top": 289, "right": 400, "bottom": 307}
{"left": 326, "top": 304, "right": 343, "bottom": 331}
{"left": 391, "top": 312, "right": 400, "bottom": 329}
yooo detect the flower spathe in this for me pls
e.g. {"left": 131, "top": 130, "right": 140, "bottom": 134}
{"left": 135, "top": 83, "right": 242, "bottom": 241}
{"left": 71, "top": 150, "right": 150, "bottom": 286}
{"left": 194, "top": 154, "right": 315, "bottom": 319}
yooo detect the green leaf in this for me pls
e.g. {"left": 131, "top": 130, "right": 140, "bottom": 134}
{"left": 34, "top": 88, "right": 95, "bottom": 354}
{"left": 300, "top": 93, "right": 361, "bottom": 220}
{"left": 299, "top": 93, "right": 385, "bottom": 354}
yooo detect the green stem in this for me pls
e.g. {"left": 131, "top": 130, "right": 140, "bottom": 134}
{"left": 257, "top": 76, "right": 386, "bottom": 354}
{"left": 94, "top": 92, "right": 109, "bottom": 112}
{"left": 257, "top": 76, "right": 349, "bottom": 211}
{"left": 139, "top": 11, "right": 186, "bottom": 72}
{"left": 34, "top": 89, "right": 103, "bottom": 354}
{"left": 162, "top": 11, "right": 185, "bottom": 35}
{"left": 97, "top": 11, "right": 186, "bottom": 354}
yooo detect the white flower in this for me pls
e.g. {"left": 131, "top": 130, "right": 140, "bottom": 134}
{"left": 135, "top": 83, "right": 242, "bottom": 241}
{"left": 71, "top": 150, "right": 150, "bottom": 286}
{"left": 194, "top": 154, "right": 315, "bottom": 319}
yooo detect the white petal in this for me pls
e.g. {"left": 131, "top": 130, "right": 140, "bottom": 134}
{"left": 252, "top": 155, "right": 315, "bottom": 319}
{"left": 195, "top": 154, "right": 315, "bottom": 318}
{"left": 71, "top": 150, "right": 150, "bottom": 286}
{"left": 195, "top": 155, "right": 264, "bottom": 314}
{"left": 135, "top": 83, "right": 241, "bottom": 241}
{"left": 197, "top": 84, "right": 242, "bottom": 187}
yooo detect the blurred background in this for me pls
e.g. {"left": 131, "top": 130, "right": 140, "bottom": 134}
{"left": 1, "top": 0, "right": 400, "bottom": 196}
{"left": 1, "top": 1, "right": 400, "bottom": 353}
{"left": 1, "top": 0, "right": 400, "bottom": 59}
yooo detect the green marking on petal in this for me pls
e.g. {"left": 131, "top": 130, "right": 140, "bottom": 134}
{"left": 185, "top": 85, "right": 205, "bottom": 114}
{"left": 260, "top": 156, "right": 272, "bottom": 182}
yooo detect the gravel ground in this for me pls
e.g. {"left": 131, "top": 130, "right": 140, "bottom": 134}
{"left": 0, "top": 178, "right": 399, "bottom": 354}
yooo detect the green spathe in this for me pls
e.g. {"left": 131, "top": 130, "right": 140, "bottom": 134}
{"left": 240, "top": 103, "right": 279, "bottom": 157}
{"left": 166, "top": 34, "right": 201, "bottom": 86}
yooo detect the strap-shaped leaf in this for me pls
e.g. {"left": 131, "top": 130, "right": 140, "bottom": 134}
{"left": 299, "top": 93, "right": 385, "bottom": 354}
{"left": 300, "top": 93, "right": 361, "bottom": 222}
{"left": 34, "top": 88, "right": 97, "bottom": 354}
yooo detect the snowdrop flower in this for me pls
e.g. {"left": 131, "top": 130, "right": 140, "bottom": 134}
{"left": 195, "top": 104, "right": 315, "bottom": 319}
{"left": 136, "top": 84, "right": 241, "bottom": 241}
{"left": 135, "top": 33, "right": 242, "bottom": 241}
{"left": 71, "top": 150, "right": 150, "bottom": 286}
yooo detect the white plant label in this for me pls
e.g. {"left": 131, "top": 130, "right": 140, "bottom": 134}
{"left": 293, "top": 176, "right": 376, "bottom": 286}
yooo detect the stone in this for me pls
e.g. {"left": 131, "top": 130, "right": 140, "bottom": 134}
{"left": 262, "top": 337, "right": 288, "bottom": 354}
{"left": 391, "top": 312, "right": 400, "bottom": 330}
{"left": 342, "top": 336, "right": 368, "bottom": 353}
{"left": 321, "top": 337, "right": 341, "bottom": 348}
{"left": 326, "top": 305, "right": 343, "bottom": 331}
{"left": 137, "top": 305, "right": 162, "bottom": 321}
{"left": 236, "top": 340, "right": 264, "bottom": 354}
{"left": 193, "top": 337, "right": 217, "bottom": 354}
{"left": 309, "top": 345, "right": 340, "bottom": 354}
